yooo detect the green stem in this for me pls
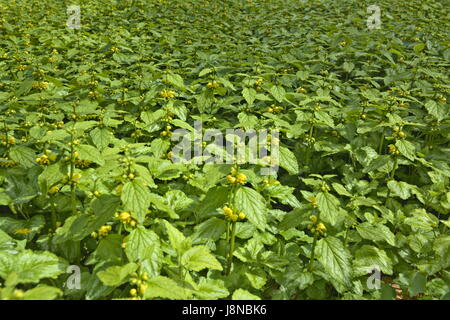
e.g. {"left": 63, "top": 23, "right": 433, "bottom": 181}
{"left": 385, "top": 156, "right": 398, "bottom": 205}
{"left": 51, "top": 201, "right": 57, "bottom": 230}
{"left": 378, "top": 127, "right": 386, "bottom": 154}
{"left": 307, "top": 208, "right": 321, "bottom": 271}
{"left": 390, "top": 156, "right": 398, "bottom": 180}
{"left": 226, "top": 221, "right": 237, "bottom": 275}
{"left": 70, "top": 132, "right": 76, "bottom": 215}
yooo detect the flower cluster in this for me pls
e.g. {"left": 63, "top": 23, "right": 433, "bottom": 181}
{"left": 226, "top": 168, "right": 247, "bottom": 185}
{"left": 222, "top": 206, "right": 246, "bottom": 222}
{"left": 159, "top": 89, "right": 176, "bottom": 98}
{"left": 115, "top": 211, "right": 137, "bottom": 227}
{"left": 36, "top": 150, "right": 57, "bottom": 165}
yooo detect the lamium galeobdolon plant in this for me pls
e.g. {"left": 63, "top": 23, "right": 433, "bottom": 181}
{"left": 0, "top": 0, "right": 449, "bottom": 301}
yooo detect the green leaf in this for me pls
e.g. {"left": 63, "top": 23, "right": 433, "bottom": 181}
{"left": 90, "top": 128, "right": 112, "bottom": 151}
{"left": 162, "top": 220, "right": 191, "bottom": 255}
{"left": 387, "top": 180, "right": 413, "bottom": 200}
{"left": 166, "top": 73, "right": 185, "bottom": 90}
{"left": 181, "top": 246, "right": 222, "bottom": 272}
{"left": 0, "top": 250, "right": 66, "bottom": 284}
{"left": 234, "top": 187, "right": 267, "bottom": 231}
{"left": 314, "top": 110, "right": 334, "bottom": 127}
{"left": 192, "top": 217, "right": 227, "bottom": 242}
{"left": 23, "top": 285, "right": 62, "bottom": 300}
{"left": 245, "top": 269, "right": 267, "bottom": 289}
{"left": 121, "top": 179, "right": 151, "bottom": 223}
{"left": 353, "top": 245, "right": 393, "bottom": 276}
{"left": 231, "top": 288, "right": 261, "bottom": 300}
{"left": 197, "top": 186, "right": 228, "bottom": 218}
{"left": 38, "top": 163, "right": 65, "bottom": 192}
{"left": 143, "top": 276, "right": 192, "bottom": 299}
{"left": 356, "top": 222, "right": 396, "bottom": 246}
{"left": 75, "top": 144, "right": 105, "bottom": 166}
{"left": 124, "top": 226, "right": 160, "bottom": 262}
{"left": 242, "top": 87, "right": 256, "bottom": 105}
{"left": 395, "top": 140, "right": 415, "bottom": 161}
{"left": 279, "top": 146, "right": 299, "bottom": 174}
{"left": 424, "top": 100, "right": 448, "bottom": 121}
{"left": 315, "top": 237, "right": 352, "bottom": 287}
{"left": 332, "top": 183, "right": 352, "bottom": 197}
{"left": 270, "top": 85, "right": 285, "bottom": 102}
{"left": 97, "top": 263, "right": 138, "bottom": 287}
{"left": 194, "top": 278, "right": 229, "bottom": 299}
{"left": 413, "top": 43, "right": 425, "bottom": 53}
{"left": 9, "top": 146, "right": 35, "bottom": 168}
{"left": 409, "top": 272, "right": 427, "bottom": 296}
{"left": 316, "top": 192, "right": 340, "bottom": 225}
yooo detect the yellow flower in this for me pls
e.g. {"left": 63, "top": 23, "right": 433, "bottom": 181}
{"left": 307, "top": 196, "right": 317, "bottom": 207}
{"left": 159, "top": 89, "right": 176, "bottom": 98}
{"left": 316, "top": 223, "right": 326, "bottom": 234}
{"left": 236, "top": 173, "right": 247, "bottom": 184}
{"left": 98, "top": 225, "right": 112, "bottom": 237}
{"left": 14, "top": 228, "right": 32, "bottom": 235}
{"left": 48, "top": 185, "right": 60, "bottom": 194}
{"left": 206, "top": 80, "right": 219, "bottom": 89}
{"left": 226, "top": 175, "right": 236, "bottom": 184}
{"left": 222, "top": 206, "right": 233, "bottom": 217}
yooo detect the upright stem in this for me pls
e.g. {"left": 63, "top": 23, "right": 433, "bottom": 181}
{"left": 379, "top": 127, "right": 386, "bottom": 154}
{"left": 70, "top": 131, "right": 76, "bottom": 215}
{"left": 385, "top": 156, "right": 398, "bottom": 205}
{"left": 226, "top": 221, "right": 237, "bottom": 275}
{"left": 308, "top": 208, "right": 320, "bottom": 271}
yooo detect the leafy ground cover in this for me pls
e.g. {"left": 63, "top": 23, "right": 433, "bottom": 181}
{"left": 0, "top": 0, "right": 449, "bottom": 300}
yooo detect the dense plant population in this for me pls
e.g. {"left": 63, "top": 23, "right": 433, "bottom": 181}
{"left": 0, "top": 0, "right": 449, "bottom": 300}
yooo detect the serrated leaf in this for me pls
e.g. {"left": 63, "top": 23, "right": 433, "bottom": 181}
{"left": 356, "top": 222, "right": 396, "bottom": 246}
{"left": 181, "top": 246, "right": 223, "bottom": 271}
{"left": 279, "top": 146, "right": 299, "bottom": 174}
{"left": 316, "top": 192, "right": 340, "bottom": 225}
{"left": 387, "top": 180, "right": 413, "bottom": 200}
{"left": 353, "top": 245, "right": 393, "bottom": 276}
{"left": 97, "top": 263, "right": 138, "bottom": 287}
{"left": 233, "top": 187, "right": 267, "bottom": 231}
{"left": 332, "top": 183, "right": 352, "bottom": 197}
{"left": 194, "top": 278, "right": 229, "bottom": 299}
{"left": 143, "top": 276, "right": 191, "bottom": 299}
{"left": 395, "top": 140, "right": 415, "bottom": 161}
{"left": 75, "top": 144, "right": 105, "bottom": 166}
{"left": 270, "top": 85, "right": 285, "bottom": 102}
{"left": 9, "top": 146, "right": 35, "bottom": 168}
{"left": 90, "top": 128, "right": 112, "bottom": 151}
{"left": 315, "top": 237, "right": 352, "bottom": 287}
{"left": 121, "top": 179, "right": 151, "bottom": 222}
{"left": 162, "top": 220, "right": 190, "bottom": 255}
{"left": 23, "top": 285, "right": 62, "bottom": 300}
{"left": 232, "top": 288, "right": 261, "bottom": 300}
{"left": 424, "top": 100, "right": 448, "bottom": 121}
{"left": 0, "top": 250, "right": 66, "bottom": 284}
{"left": 124, "top": 226, "right": 160, "bottom": 262}
{"left": 166, "top": 73, "right": 185, "bottom": 90}
{"left": 242, "top": 87, "right": 256, "bottom": 105}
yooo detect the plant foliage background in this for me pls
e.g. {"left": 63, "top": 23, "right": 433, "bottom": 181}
{"left": 0, "top": 0, "right": 449, "bottom": 300}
